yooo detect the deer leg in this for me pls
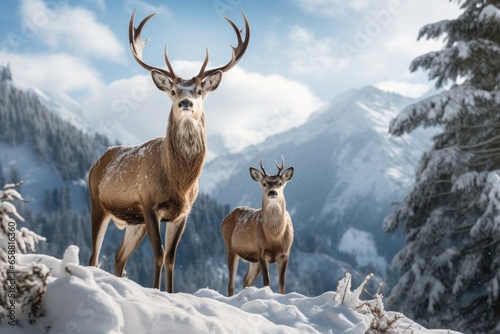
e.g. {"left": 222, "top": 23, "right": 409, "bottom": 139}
{"left": 259, "top": 257, "right": 271, "bottom": 288}
{"left": 226, "top": 249, "right": 239, "bottom": 297}
{"left": 277, "top": 256, "right": 289, "bottom": 294}
{"left": 88, "top": 202, "right": 109, "bottom": 267}
{"left": 243, "top": 262, "right": 260, "bottom": 288}
{"left": 114, "top": 225, "right": 147, "bottom": 277}
{"left": 164, "top": 216, "right": 187, "bottom": 293}
{"left": 145, "top": 209, "right": 163, "bottom": 289}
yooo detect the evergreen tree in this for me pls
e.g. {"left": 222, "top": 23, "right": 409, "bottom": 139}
{"left": 384, "top": 1, "right": 500, "bottom": 332}
{"left": 0, "top": 68, "right": 110, "bottom": 181}
{"left": 0, "top": 182, "right": 48, "bottom": 324}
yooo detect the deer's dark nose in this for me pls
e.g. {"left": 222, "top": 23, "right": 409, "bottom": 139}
{"left": 179, "top": 99, "right": 193, "bottom": 109}
{"left": 268, "top": 190, "right": 278, "bottom": 198}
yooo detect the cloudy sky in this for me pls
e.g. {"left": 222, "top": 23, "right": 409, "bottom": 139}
{"left": 0, "top": 0, "right": 461, "bottom": 152}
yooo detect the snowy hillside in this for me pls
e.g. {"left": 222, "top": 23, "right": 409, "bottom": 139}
{"left": 0, "top": 66, "right": 112, "bottom": 212}
{"left": 0, "top": 188, "right": 460, "bottom": 334}
{"left": 1, "top": 246, "right": 461, "bottom": 334}
{"left": 2, "top": 67, "right": 139, "bottom": 146}
{"left": 199, "top": 86, "right": 434, "bottom": 275}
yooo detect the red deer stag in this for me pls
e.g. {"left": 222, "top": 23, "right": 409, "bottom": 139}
{"left": 88, "top": 9, "right": 250, "bottom": 292}
{"left": 221, "top": 157, "right": 294, "bottom": 296}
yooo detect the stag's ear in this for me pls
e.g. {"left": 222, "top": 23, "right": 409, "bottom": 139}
{"left": 281, "top": 167, "right": 294, "bottom": 183}
{"left": 202, "top": 71, "right": 222, "bottom": 92}
{"left": 151, "top": 69, "right": 173, "bottom": 92}
{"left": 249, "top": 167, "right": 264, "bottom": 183}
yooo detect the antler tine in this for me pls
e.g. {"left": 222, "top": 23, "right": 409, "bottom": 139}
{"left": 164, "top": 46, "right": 178, "bottom": 78}
{"left": 129, "top": 9, "right": 177, "bottom": 80}
{"left": 199, "top": 9, "right": 250, "bottom": 79}
{"left": 275, "top": 156, "right": 285, "bottom": 175}
{"left": 196, "top": 48, "right": 210, "bottom": 78}
{"left": 259, "top": 160, "right": 268, "bottom": 176}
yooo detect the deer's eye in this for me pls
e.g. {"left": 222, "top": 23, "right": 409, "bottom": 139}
{"left": 262, "top": 182, "right": 267, "bottom": 187}
{"left": 197, "top": 89, "right": 202, "bottom": 95}
{"left": 171, "top": 90, "right": 176, "bottom": 96}
{"left": 279, "top": 182, "right": 282, "bottom": 187}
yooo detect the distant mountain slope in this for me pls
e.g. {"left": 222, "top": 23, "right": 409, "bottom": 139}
{"left": 0, "top": 65, "right": 111, "bottom": 210}
{"left": 200, "top": 86, "right": 434, "bottom": 274}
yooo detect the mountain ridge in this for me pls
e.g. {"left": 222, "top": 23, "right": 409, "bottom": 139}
{"left": 199, "top": 85, "right": 434, "bottom": 274}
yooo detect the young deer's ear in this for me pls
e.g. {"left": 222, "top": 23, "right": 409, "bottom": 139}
{"left": 281, "top": 167, "right": 294, "bottom": 183}
{"left": 249, "top": 167, "right": 264, "bottom": 183}
{"left": 202, "top": 71, "right": 222, "bottom": 92}
{"left": 151, "top": 69, "right": 173, "bottom": 92}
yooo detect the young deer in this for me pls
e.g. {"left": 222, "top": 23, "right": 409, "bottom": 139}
{"left": 221, "top": 157, "right": 294, "bottom": 296}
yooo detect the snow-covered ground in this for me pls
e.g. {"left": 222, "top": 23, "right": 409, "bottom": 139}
{"left": 2, "top": 246, "right": 462, "bottom": 334}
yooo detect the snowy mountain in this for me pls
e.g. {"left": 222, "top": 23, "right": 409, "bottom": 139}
{"left": 3, "top": 69, "right": 140, "bottom": 147}
{"left": 199, "top": 86, "right": 434, "bottom": 275}
{"left": 0, "top": 66, "right": 111, "bottom": 211}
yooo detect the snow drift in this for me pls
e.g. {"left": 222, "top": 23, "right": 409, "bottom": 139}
{"left": 1, "top": 246, "right": 461, "bottom": 334}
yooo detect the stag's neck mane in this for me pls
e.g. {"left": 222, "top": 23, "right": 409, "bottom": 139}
{"left": 261, "top": 200, "right": 287, "bottom": 235}
{"left": 162, "top": 111, "right": 207, "bottom": 194}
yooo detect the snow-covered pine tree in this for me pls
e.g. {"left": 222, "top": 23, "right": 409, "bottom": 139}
{"left": 0, "top": 182, "right": 48, "bottom": 325}
{"left": 384, "top": 1, "right": 500, "bottom": 332}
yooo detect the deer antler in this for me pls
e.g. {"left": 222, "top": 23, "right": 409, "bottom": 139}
{"left": 259, "top": 160, "right": 268, "bottom": 176}
{"left": 197, "top": 10, "right": 250, "bottom": 79}
{"left": 275, "top": 156, "right": 285, "bottom": 176}
{"left": 129, "top": 9, "right": 178, "bottom": 80}
{"left": 129, "top": 9, "right": 249, "bottom": 81}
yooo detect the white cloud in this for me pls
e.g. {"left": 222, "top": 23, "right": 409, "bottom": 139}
{"left": 278, "top": 0, "right": 463, "bottom": 99}
{"left": 293, "top": 0, "right": 379, "bottom": 18}
{"left": 206, "top": 67, "right": 324, "bottom": 151}
{"left": 124, "top": 0, "right": 171, "bottom": 17}
{"left": 80, "top": 61, "right": 324, "bottom": 151}
{"left": 85, "top": 0, "right": 106, "bottom": 12}
{"left": 267, "top": 0, "right": 456, "bottom": 83}
{"left": 19, "top": 0, "right": 125, "bottom": 62}
{"left": 0, "top": 50, "right": 104, "bottom": 95}
{"left": 375, "top": 80, "right": 430, "bottom": 98}
{"left": 269, "top": 26, "right": 350, "bottom": 76}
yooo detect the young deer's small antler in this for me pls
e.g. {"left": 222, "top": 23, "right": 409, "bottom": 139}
{"left": 275, "top": 156, "right": 285, "bottom": 176}
{"left": 259, "top": 160, "right": 268, "bottom": 176}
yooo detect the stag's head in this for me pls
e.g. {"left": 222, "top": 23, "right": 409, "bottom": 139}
{"left": 129, "top": 10, "right": 250, "bottom": 122}
{"left": 250, "top": 157, "right": 294, "bottom": 206}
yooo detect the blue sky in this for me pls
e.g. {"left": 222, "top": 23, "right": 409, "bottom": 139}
{"left": 0, "top": 0, "right": 460, "bottom": 152}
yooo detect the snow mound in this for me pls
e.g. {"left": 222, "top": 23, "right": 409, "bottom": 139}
{"left": 2, "top": 246, "right": 462, "bottom": 334}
